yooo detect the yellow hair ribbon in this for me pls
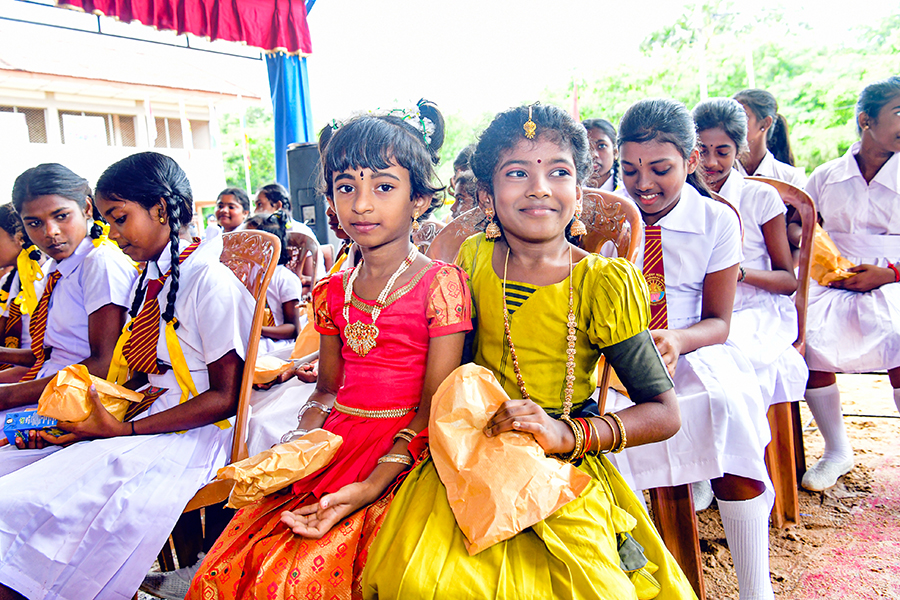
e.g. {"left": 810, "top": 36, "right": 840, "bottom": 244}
{"left": 92, "top": 222, "right": 139, "bottom": 270}
{"left": 14, "top": 246, "right": 44, "bottom": 315}
{"left": 165, "top": 318, "right": 230, "bottom": 430}
{"left": 107, "top": 318, "right": 133, "bottom": 385}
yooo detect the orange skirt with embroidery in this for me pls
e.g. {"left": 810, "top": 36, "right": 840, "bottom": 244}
{"left": 186, "top": 487, "right": 393, "bottom": 600}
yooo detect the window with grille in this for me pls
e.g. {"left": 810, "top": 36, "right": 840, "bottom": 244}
{"left": 154, "top": 117, "right": 185, "bottom": 149}
{"left": 0, "top": 106, "right": 48, "bottom": 143}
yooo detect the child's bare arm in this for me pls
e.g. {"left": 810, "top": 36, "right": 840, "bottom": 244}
{"left": 741, "top": 214, "right": 798, "bottom": 295}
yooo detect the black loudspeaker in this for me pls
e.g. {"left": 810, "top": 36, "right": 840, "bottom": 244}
{"left": 286, "top": 143, "right": 337, "bottom": 246}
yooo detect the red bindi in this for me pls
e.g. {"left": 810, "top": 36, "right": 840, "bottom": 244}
{"left": 537, "top": 159, "right": 542, "bottom": 164}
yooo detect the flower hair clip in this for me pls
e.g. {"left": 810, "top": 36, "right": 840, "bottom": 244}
{"left": 383, "top": 106, "right": 435, "bottom": 145}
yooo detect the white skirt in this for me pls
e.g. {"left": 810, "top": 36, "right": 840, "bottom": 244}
{"left": 729, "top": 292, "right": 809, "bottom": 406}
{"left": 805, "top": 281, "right": 900, "bottom": 373}
{"left": 607, "top": 341, "right": 772, "bottom": 496}
{"left": 0, "top": 419, "right": 231, "bottom": 600}
{"left": 247, "top": 377, "right": 316, "bottom": 457}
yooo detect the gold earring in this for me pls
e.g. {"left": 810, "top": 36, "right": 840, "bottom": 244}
{"left": 159, "top": 216, "right": 166, "bottom": 224}
{"left": 570, "top": 202, "right": 587, "bottom": 237}
{"left": 412, "top": 210, "right": 421, "bottom": 233}
{"left": 523, "top": 105, "right": 536, "bottom": 140}
{"left": 484, "top": 206, "right": 501, "bottom": 239}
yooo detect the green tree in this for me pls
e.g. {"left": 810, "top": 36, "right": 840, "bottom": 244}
{"left": 218, "top": 105, "right": 276, "bottom": 193}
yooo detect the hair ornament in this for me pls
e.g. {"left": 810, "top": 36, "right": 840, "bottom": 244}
{"left": 329, "top": 103, "right": 436, "bottom": 146}
{"left": 524, "top": 104, "right": 537, "bottom": 140}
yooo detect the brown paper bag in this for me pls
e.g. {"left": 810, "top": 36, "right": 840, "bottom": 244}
{"left": 253, "top": 355, "right": 294, "bottom": 385}
{"left": 37, "top": 364, "right": 143, "bottom": 422}
{"left": 217, "top": 428, "right": 343, "bottom": 509}
{"left": 290, "top": 303, "right": 320, "bottom": 359}
{"left": 430, "top": 364, "right": 592, "bottom": 555}
{"left": 810, "top": 224, "right": 857, "bottom": 285}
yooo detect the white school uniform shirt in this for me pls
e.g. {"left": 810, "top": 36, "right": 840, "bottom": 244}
{"left": 803, "top": 143, "right": 900, "bottom": 373}
{"left": 134, "top": 235, "right": 256, "bottom": 412}
{"left": 1, "top": 270, "right": 48, "bottom": 350}
{"left": 737, "top": 149, "right": 807, "bottom": 188}
{"left": 259, "top": 264, "right": 303, "bottom": 354}
{"left": 39, "top": 237, "right": 136, "bottom": 378}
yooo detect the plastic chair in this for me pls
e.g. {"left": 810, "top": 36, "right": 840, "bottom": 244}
{"left": 425, "top": 208, "right": 485, "bottom": 263}
{"left": 156, "top": 230, "right": 279, "bottom": 571}
{"left": 413, "top": 218, "right": 446, "bottom": 254}
{"left": 747, "top": 176, "right": 817, "bottom": 528}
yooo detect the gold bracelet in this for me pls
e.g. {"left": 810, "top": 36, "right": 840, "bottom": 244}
{"left": 558, "top": 416, "right": 584, "bottom": 463}
{"left": 598, "top": 415, "right": 618, "bottom": 453}
{"left": 605, "top": 412, "right": 627, "bottom": 453}
{"left": 392, "top": 428, "right": 417, "bottom": 444}
{"left": 585, "top": 418, "right": 599, "bottom": 454}
{"left": 377, "top": 453, "right": 413, "bottom": 466}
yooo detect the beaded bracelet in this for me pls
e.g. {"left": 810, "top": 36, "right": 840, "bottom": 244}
{"left": 377, "top": 453, "right": 413, "bottom": 466}
{"left": 605, "top": 412, "right": 628, "bottom": 453}
{"left": 889, "top": 263, "right": 900, "bottom": 283}
{"left": 392, "top": 428, "right": 417, "bottom": 444}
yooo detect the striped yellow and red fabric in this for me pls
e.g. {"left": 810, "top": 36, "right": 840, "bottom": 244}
{"left": 5, "top": 297, "right": 22, "bottom": 349}
{"left": 19, "top": 270, "right": 62, "bottom": 382}
{"left": 642, "top": 225, "right": 669, "bottom": 330}
{"left": 122, "top": 240, "right": 201, "bottom": 375}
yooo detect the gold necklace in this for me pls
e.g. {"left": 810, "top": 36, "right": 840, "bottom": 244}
{"left": 502, "top": 246, "right": 577, "bottom": 418}
{"left": 343, "top": 245, "right": 418, "bottom": 356}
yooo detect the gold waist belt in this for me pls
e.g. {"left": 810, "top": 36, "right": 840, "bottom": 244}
{"left": 333, "top": 401, "right": 417, "bottom": 419}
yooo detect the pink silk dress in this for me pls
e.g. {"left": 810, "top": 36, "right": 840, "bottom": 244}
{"left": 187, "top": 261, "right": 471, "bottom": 600}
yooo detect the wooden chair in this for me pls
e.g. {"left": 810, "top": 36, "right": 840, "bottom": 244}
{"left": 747, "top": 176, "right": 817, "bottom": 528}
{"left": 157, "top": 230, "right": 279, "bottom": 570}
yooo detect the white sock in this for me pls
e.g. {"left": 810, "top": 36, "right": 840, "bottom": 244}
{"left": 718, "top": 495, "right": 774, "bottom": 600}
{"left": 893, "top": 388, "right": 900, "bottom": 414}
{"left": 804, "top": 383, "right": 852, "bottom": 462}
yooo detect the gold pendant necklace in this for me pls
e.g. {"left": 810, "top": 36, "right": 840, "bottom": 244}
{"left": 502, "top": 246, "right": 577, "bottom": 418}
{"left": 343, "top": 245, "right": 418, "bottom": 357}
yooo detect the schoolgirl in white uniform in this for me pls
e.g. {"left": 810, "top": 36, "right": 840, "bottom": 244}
{"left": 243, "top": 212, "right": 304, "bottom": 355}
{"left": 609, "top": 99, "right": 773, "bottom": 600}
{"left": 801, "top": 77, "right": 900, "bottom": 492}
{"left": 694, "top": 97, "right": 808, "bottom": 409}
{"left": 0, "top": 152, "right": 255, "bottom": 600}
{"left": 734, "top": 89, "right": 807, "bottom": 187}
{"left": 0, "top": 164, "right": 135, "bottom": 461}
{"left": 582, "top": 118, "right": 620, "bottom": 191}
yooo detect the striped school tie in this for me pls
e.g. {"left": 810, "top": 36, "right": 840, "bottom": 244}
{"left": 642, "top": 225, "right": 669, "bottom": 330}
{"left": 4, "top": 296, "right": 22, "bottom": 349}
{"left": 264, "top": 303, "right": 276, "bottom": 327}
{"left": 123, "top": 240, "right": 201, "bottom": 375}
{"left": 20, "top": 270, "right": 62, "bottom": 381}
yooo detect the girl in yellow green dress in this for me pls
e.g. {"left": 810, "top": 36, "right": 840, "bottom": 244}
{"left": 361, "top": 104, "right": 697, "bottom": 599}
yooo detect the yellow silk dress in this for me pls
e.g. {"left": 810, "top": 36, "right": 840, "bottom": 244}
{"left": 361, "top": 234, "right": 696, "bottom": 600}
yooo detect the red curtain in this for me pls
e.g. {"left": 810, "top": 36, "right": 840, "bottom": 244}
{"left": 57, "top": 0, "right": 312, "bottom": 54}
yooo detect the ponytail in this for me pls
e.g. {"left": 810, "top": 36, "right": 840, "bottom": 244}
{"left": 768, "top": 114, "right": 795, "bottom": 166}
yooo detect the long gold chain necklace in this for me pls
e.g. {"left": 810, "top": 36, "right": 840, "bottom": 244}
{"left": 502, "top": 245, "right": 577, "bottom": 419}
{"left": 343, "top": 245, "right": 418, "bottom": 357}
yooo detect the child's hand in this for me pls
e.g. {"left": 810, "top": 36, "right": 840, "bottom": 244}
{"left": 254, "top": 364, "right": 300, "bottom": 391}
{"left": 279, "top": 481, "right": 375, "bottom": 538}
{"left": 45, "top": 385, "right": 130, "bottom": 445}
{"left": 829, "top": 264, "right": 894, "bottom": 293}
{"left": 13, "top": 429, "right": 51, "bottom": 450}
{"left": 295, "top": 360, "right": 318, "bottom": 383}
{"left": 651, "top": 329, "right": 681, "bottom": 377}
{"left": 483, "top": 399, "right": 575, "bottom": 455}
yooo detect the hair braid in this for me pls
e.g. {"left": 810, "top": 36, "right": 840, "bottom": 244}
{"left": 161, "top": 193, "right": 183, "bottom": 328}
{"left": 611, "top": 159, "right": 619, "bottom": 191}
{"left": 128, "top": 268, "right": 150, "bottom": 320}
{"left": 1, "top": 267, "right": 16, "bottom": 296}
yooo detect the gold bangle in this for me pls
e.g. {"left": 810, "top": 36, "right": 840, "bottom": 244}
{"left": 377, "top": 453, "right": 413, "bottom": 466}
{"left": 598, "top": 415, "right": 618, "bottom": 453}
{"left": 585, "top": 418, "right": 599, "bottom": 454}
{"left": 558, "top": 416, "right": 584, "bottom": 463}
{"left": 392, "top": 428, "right": 417, "bottom": 444}
{"left": 606, "top": 412, "right": 627, "bottom": 453}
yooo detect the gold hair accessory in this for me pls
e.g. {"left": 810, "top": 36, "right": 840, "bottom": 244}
{"left": 523, "top": 105, "right": 537, "bottom": 140}
{"left": 570, "top": 200, "right": 587, "bottom": 237}
{"left": 484, "top": 206, "right": 501, "bottom": 239}
{"left": 412, "top": 210, "right": 421, "bottom": 233}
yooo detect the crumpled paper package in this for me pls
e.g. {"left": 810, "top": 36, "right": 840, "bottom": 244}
{"left": 430, "top": 364, "right": 592, "bottom": 555}
{"left": 810, "top": 224, "right": 857, "bottom": 285}
{"left": 37, "top": 364, "right": 143, "bottom": 422}
{"left": 291, "top": 303, "right": 320, "bottom": 359}
{"left": 253, "top": 355, "right": 294, "bottom": 385}
{"left": 216, "top": 428, "right": 343, "bottom": 509}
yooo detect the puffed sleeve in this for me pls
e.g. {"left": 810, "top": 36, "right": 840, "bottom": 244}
{"left": 312, "top": 275, "right": 339, "bottom": 335}
{"left": 585, "top": 256, "right": 651, "bottom": 348}
{"left": 708, "top": 202, "right": 743, "bottom": 273}
{"left": 425, "top": 264, "right": 473, "bottom": 337}
{"left": 454, "top": 233, "right": 485, "bottom": 319}
{"left": 81, "top": 244, "right": 138, "bottom": 314}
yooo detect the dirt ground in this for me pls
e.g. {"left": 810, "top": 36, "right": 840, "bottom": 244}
{"left": 695, "top": 374, "right": 900, "bottom": 599}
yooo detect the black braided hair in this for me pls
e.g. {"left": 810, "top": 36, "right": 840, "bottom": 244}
{"left": 582, "top": 118, "right": 619, "bottom": 189}
{"left": 244, "top": 212, "right": 291, "bottom": 265}
{"left": 10, "top": 163, "right": 104, "bottom": 238}
{"left": 96, "top": 152, "right": 194, "bottom": 328}
{"left": 0, "top": 204, "right": 34, "bottom": 296}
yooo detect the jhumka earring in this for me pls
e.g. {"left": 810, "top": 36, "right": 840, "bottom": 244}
{"left": 484, "top": 206, "right": 501, "bottom": 239}
{"left": 523, "top": 105, "right": 536, "bottom": 140}
{"left": 570, "top": 201, "right": 587, "bottom": 237}
{"left": 412, "top": 210, "right": 421, "bottom": 233}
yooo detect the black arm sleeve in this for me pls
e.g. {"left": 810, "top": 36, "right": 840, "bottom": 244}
{"left": 602, "top": 329, "right": 674, "bottom": 402}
